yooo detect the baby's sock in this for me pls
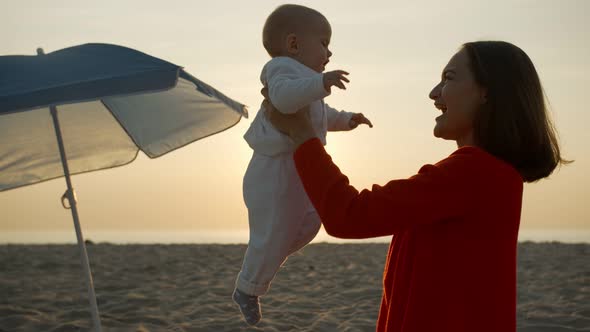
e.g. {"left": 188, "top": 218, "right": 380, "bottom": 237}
{"left": 232, "top": 288, "right": 261, "bottom": 325}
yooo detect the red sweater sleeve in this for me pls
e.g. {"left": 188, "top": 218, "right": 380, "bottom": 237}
{"left": 293, "top": 138, "right": 478, "bottom": 238}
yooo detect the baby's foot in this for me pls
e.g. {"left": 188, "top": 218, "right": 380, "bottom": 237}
{"left": 232, "top": 288, "right": 261, "bottom": 325}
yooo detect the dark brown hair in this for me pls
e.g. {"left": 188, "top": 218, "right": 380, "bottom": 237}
{"left": 462, "top": 41, "right": 569, "bottom": 182}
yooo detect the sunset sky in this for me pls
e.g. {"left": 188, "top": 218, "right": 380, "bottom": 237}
{"left": 1, "top": 0, "right": 588, "bottom": 242}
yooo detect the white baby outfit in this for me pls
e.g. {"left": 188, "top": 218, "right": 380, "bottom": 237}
{"left": 237, "top": 56, "right": 353, "bottom": 296}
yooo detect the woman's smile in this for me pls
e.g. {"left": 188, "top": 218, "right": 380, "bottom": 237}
{"left": 434, "top": 103, "right": 447, "bottom": 121}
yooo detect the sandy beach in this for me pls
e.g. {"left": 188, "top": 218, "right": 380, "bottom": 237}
{"left": 0, "top": 242, "right": 588, "bottom": 332}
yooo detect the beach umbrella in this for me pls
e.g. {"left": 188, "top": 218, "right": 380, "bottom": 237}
{"left": 0, "top": 43, "right": 248, "bottom": 331}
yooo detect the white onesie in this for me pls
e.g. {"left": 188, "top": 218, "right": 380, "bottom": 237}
{"left": 236, "top": 56, "right": 353, "bottom": 296}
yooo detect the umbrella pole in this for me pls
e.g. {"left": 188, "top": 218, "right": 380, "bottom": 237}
{"left": 50, "top": 106, "right": 102, "bottom": 332}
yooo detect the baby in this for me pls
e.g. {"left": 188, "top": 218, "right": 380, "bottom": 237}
{"left": 234, "top": 4, "right": 372, "bottom": 325}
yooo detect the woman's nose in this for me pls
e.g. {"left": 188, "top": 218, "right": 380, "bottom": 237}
{"left": 429, "top": 83, "right": 441, "bottom": 100}
{"left": 327, "top": 49, "right": 332, "bottom": 58}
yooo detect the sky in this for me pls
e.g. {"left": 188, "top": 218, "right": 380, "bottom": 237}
{"left": 0, "top": 0, "right": 589, "bottom": 240}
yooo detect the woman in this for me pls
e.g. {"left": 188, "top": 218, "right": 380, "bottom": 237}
{"left": 264, "top": 41, "right": 568, "bottom": 331}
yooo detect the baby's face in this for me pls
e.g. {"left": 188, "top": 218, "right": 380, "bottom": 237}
{"left": 294, "top": 18, "right": 332, "bottom": 73}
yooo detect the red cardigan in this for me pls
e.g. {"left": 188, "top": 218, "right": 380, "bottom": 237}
{"left": 294, "top": 138, "right": 523, "bottom": 332}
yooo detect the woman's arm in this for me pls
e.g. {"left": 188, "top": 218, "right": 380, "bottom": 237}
{"left": 264, "top": 92, "right": 476, "bottom": 239}
{"left": 294, "top": 138, "right": 476, "bottom": 238}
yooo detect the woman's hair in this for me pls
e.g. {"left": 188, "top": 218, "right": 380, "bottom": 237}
{"left": 462, "top": 41, "right": 570, "bottom": 183}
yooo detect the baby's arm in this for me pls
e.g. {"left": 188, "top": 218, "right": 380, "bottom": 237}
{"left": 326, "top": 103, "right": 354, "bottom": 131}
{"left": 326, "top": 103, "right": 373, "bottom": 131}
{"left": 265, "top": 59, "right": 329, "bottom": 114}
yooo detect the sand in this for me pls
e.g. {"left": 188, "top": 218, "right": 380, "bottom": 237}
{"left": 0, "top": 242, "right": 588, "bottom": 332}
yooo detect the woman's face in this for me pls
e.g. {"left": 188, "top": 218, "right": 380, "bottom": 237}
{"left": 429, "top": 49, "right": 486, "bottom": 147}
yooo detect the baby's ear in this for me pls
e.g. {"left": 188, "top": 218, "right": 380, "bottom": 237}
{"left": 286, "top": 33, "right": 299, "bottom": 55}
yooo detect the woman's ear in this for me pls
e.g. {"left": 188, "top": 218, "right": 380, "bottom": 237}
{"left": 286, "top": 33, "right": 299, "bottom": 55}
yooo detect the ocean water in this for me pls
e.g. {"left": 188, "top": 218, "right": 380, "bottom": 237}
{"left": 1, "top": 228, "right": 589, "bottom": 244}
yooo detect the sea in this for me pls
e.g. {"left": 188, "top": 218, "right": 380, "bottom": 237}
{"left": 1, "top": 229, "right": 589, "bottom": 244}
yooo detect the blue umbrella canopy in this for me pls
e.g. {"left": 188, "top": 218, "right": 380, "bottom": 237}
{"left": 0, "top": 43, "right": 247, "bottom": 191}
{"left": 0, "top": 43, "right": 248, "bottom": 331}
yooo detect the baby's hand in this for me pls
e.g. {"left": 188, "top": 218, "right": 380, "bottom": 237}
{"left": 349, "top": 113, "right": 373, "bottom": 129}
{"left": 323, "top": 70, "right": 349, "bottom": 93}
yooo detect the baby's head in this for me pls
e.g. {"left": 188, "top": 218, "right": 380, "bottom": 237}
{"left": 263, "top": 4, "right": 332, "bottom": 73}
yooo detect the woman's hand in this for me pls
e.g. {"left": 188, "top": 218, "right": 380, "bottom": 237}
{"left": 262, "top": 87, "right": 317, "bottom": 147}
